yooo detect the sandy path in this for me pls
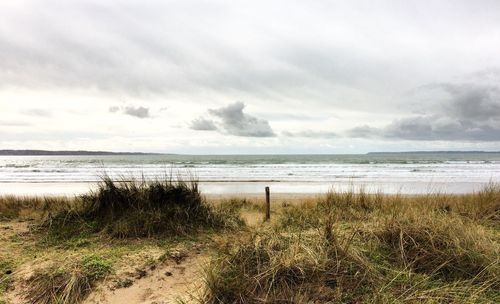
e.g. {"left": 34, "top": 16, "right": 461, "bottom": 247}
{"left": 84, "top": 253, "right": 207, "bottom": 304}
{"left": 1, "top": 221, "right": 37, "bottom": 304}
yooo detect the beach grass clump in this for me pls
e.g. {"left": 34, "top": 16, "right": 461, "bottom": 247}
{"left": 44, "top": 177, "right": 240, "bottom": 238}
{"left": 204, "top": 223, "right": 379, "bottom": 303}
{"left": 377, "top": 211, "right": 499, "bottom": 283}
{"left": 455, "top": 183, "right": 500, "bottom": 225}
{"left": 25, "top": 255, "right": 112, "bottom": 304}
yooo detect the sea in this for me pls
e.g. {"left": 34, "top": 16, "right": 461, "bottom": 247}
{"left": 1, "top": 152, "right": 500, "bottom": 195}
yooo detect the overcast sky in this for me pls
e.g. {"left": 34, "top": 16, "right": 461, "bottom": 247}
{"left": 1, "top": 0, "right": 500, "bottom": 154}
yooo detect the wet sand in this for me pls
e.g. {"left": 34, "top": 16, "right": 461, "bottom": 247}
{"left": 0, "top": 180, "right": 492, "bottom": 196}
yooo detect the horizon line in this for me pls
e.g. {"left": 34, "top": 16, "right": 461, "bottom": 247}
{"left": 1, "top": 149, "right": 500, "bottom": 156}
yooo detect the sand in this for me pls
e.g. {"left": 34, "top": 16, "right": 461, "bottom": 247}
{"left": 84, "top": 253, "right": 207, "bottom": 304}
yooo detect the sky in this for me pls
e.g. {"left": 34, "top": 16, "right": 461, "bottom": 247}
{"left": 1, "top": 0, "right": 500, "bottom": 154}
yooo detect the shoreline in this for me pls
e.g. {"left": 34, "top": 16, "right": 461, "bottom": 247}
{"left": 0, "top": 180, "right": 495, "bottom": 196}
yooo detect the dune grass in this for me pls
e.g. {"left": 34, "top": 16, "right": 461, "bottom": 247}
{"left": 203, "top": 184, "right": 500, "bottom": 303}
{"left": 204, "top": 225, "right": 380, "bottom": 303}
{"left": 1, "top": 182, "right": 499, "bottom": 303}
{"left": 0, "top": 176, "right": 245, "bottom": 303}
{"left": 377, "top": 212, "right": 498, "bottom": 283}
{"left": 39, "top": 177, "right": 242, "bottom": 238}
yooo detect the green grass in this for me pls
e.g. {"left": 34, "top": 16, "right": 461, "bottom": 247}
{"left": 80, "top": 255, "right": 113, "bottom": 282}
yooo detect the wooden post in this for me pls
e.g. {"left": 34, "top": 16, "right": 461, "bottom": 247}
{"left": 265, "top": 186, "right": 270, "bottom": 221}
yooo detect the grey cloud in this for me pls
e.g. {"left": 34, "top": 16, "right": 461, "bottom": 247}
{"left": 439, "top": 84, "right": 500, "bottom": 120}
{"left": 109, "top": 105, "right": 151, "bottom": 118}
{"left": 190, "top": 102, "right": 275, "bottom": 137}
{"left": 348, "top": 81, "right": 500, "bottom": 141}
{"left": 282, "top": 130, "right": 337, "bottom": 138}
{"left": 347, "top": 125, "right": 380, "bottom": 138}
{"left": 349, "top": 117, "right": 480, "bottom": 141}
{"left": 190, "top": 118, "right": 217, "bottom": 131}
{"left": 265, "top": 112, "right": 333, "bottom": 121}
{"left": 108, "top": 106, "right": 120, "bottom": 113}
{"left": 208, "top": 102, "right": 275, "bottom": 137}
{"left": 124, "top": 106, "right": 150, "bottom": 118}
{"left": 383, "top": 116, "right": 500, "bottom": 141}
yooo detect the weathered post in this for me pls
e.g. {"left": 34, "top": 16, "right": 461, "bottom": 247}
{"left": 265, "top": 186, "right": 270, "bottom": 221}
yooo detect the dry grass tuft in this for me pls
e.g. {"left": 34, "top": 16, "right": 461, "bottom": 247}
{"left": 0, "top": 196, "right": 75, "bottom": 221}
{"left": 204, "top": 184, "right": 500, "bottom": 303}
{"left": 25, "top": 255, "right": 112, "bottom": 304}
{"left": 204, "top": 223, "right": 379, "bottom": 303}
{"left": 377, "top": 212, "right": 499, "bottom": 283}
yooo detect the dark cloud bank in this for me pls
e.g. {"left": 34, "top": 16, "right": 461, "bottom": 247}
{"left": 191, "top": 102, "right": 275, "bottom": 137}
{"left": 349, "top": 81, "right": 500, "bottom": 141}
{"left": 192, "top": 79, "right": 500, "bottom": 142}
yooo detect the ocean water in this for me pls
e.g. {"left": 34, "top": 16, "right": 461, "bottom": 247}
{"left": 1, "top": 153, "right": 500, "bottom": 195}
